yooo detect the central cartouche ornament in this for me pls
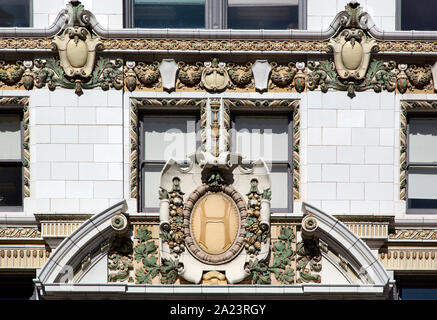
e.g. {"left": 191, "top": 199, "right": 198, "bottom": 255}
{"left": 328, "top": 28, "right": 377, "bottom": 80}
{"left": 191, "top": 193, "right": 240, "bottom": 255}
{"left": 52, "top": 26, "right": 103, "bottom": 78}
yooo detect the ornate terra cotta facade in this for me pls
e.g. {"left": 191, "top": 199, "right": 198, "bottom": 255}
{"left": 1, "top": 0, "right": 437, "bottom": 300}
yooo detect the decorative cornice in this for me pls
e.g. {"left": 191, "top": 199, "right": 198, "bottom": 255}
{"left": 34, "top": 213, "right": 92, "bottom": 221}
{"left": 6, "top": 38, "right": 437, "bottom": 55}
{"left": 335, "top": 215, "right": 394, "bottom": 223}
{"left": 103, "top": 39, "right": 329, "bottom": 52}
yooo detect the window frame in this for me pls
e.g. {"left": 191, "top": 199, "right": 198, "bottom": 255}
{"left": 124, "top": 0, "right": 307, "bottom": 29}
{"left": 230, "top": 110, "right": 293, "bottom": 213}
{"left": 0, "top": 108, "right": 24, "bottom": 212}
{"left": 138, "top": 109, "right": 200, "bottom": 213}
{"left": 406, "top": 113, "right": 437, "bottom": 214}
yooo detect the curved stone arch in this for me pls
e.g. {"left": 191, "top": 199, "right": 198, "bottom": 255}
{"left": 302, "top": 202, "right": 390, "bottom": 287}
{"left": 36, "top": 201, "right": 128, "bottom": 285}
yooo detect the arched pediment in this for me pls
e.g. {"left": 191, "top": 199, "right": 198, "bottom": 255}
{"left": 35, "top": 201, "right": 128, "bottom": 288}
{"left": 301, "top": 202, "right": 390, "bottom": 287}
{"left": 34, "top": 200, "right": 392, "bottom": 299}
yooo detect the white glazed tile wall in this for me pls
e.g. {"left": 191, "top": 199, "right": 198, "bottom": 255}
{"left": 307, "top": 0, "right": 397, "bottom": 31}
{"left": 28, "top": 88, "right": 124, "bottom": 214}
{"left": 303, "top": 90, "right": 399, "bottom": 215}
{"left": 34, "top": 0, "right": 123, "bottom": 29}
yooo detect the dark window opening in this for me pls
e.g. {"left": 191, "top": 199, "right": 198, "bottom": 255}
{"left": 133, "top": 0, "right": 205, "bottom": 28}
{"left": 400, "top": 0, "right": 437, "bottom": 31}
{"left": 0, "top": 112, "right": 23, "bottom": 209}
{"left": 0, "top": 0, "right": 31, "bottom": 27}
{"left": 0, "top": 272, "right": 35, "bottom": 300}
{"left": 228, "top": 4, "right": 299, "bottom": 29}
{"left": 396, "top": 275, "right": 437, "bottom": 300}
{"left": 0, "top": 164, "right": 23, "bottom": 207}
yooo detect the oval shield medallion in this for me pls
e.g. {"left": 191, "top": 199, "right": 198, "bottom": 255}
{"left": 191, "top": 193, "right": 240, "bottom": 255}
{"left": 184, "top": 184, "right": 247, "bottom": 265}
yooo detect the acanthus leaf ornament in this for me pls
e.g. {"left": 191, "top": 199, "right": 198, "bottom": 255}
{"left": 34, "top": 57, "right": 123, "bottom": 95}
{"left": 307, "top": 59, "right": 396, "bottom": 97}
{"left": 246, "top": 226, "right": 296, "bottom": 285}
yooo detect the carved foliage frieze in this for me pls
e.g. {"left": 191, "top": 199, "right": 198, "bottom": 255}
{"left": 246, "top": 226, "right": 296, "bottom": 284}
{"left": 245, "top": 179, "right": 270, "bottom": 257}
{"left": 124, "top": 61, "right": 161, "bottom": 92}
{"left": 134, "top": 227, "right": 181, "bottom": 284}
{"left": 126, "top": 59, "right": 303, "bottom": 93}
{"left": 159, "top": 178, "right": 186, "bottom": 258}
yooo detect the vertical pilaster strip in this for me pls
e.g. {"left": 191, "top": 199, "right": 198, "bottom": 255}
{"left": 210, "top": 99, "right": 221, "bottom": 156}
{"left": 200, "top": 102, "right": 207, "bottom": 152}
{"left": 130, "top": 99, "right": 139, "bottom": 199}
{"left": 399, "top": 101, "right": 407, "bottom": 200}
{"left": 292, "top": 101, "right": 300, "bottom": 200}
{"left": 222, "top": 100, "right": 231, "bottom": 152}
{"left": 23, "top": 100, "right": 30, "bottom": 197}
